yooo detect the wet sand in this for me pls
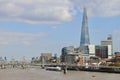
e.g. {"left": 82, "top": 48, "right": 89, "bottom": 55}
{"left": 0, "top": 68, "right": 63, "bottom": 80}
{"left": 0, "top": 68, "right": 120, "bottom": 80}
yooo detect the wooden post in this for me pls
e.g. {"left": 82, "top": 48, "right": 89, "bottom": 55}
{"left": 63, "top": 65, "right": 67, "bottom": 74}
{"left": 41, "top": 57, "right": 45, "bottom": 69}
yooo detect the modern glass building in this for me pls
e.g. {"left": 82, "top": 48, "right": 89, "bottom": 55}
{"left": 80, "top": 8, "right": 90, "bottom": 46}
{"left": 61, "top": 46, "right": 75, "bottom": 62}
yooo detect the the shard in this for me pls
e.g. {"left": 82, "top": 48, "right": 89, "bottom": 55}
{"left": 80, "top": 8, "right": 90, "bottom": 46}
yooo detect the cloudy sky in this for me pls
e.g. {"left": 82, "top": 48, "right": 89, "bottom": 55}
{"left": 0, "top": 0, "right": 120, "bottom": 60}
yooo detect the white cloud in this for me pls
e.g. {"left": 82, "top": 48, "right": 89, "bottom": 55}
{"left": 0, "top": 0, "right": 120, "bottom": 23}
{"left": 0, "top": 0, "right": 75, "bottom": 23}
{"left": 73, "top": 0, "right": 120, "bottom": 17}
{"left": 0, "top": 30, "right": 47, "bottom": 45}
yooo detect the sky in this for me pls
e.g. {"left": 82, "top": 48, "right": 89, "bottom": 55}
{"left": 0, "top": 0, "right": 120, "bottom": 61}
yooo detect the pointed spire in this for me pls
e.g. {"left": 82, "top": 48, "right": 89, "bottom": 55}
{"left": 80, "top": 8, "right": 90, "bottom": 46}
{"left": 83, "top": 8, "right": 88, "bottom": 25}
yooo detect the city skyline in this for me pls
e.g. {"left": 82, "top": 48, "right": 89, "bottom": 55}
{"left": 0, "top": 0, "right": 120, "bottom": 60}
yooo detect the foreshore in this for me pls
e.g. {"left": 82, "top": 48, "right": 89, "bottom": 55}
{"left": 0, "top": 68, "right": 49, "bottom": 80}
{"left": 0, "top": 67, "right": 120, "bottom": 80}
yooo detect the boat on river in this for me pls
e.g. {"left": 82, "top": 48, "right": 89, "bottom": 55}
{"left": 45, "top": 66, "right": 62, "bottom": 71}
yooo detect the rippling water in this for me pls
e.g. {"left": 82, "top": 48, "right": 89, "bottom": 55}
{"left": 0, "top": 68, "right": 120, "bottom": 80}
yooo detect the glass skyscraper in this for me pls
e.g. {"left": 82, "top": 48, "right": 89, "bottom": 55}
{"left": 80, "top": 8, "right": 90, "bottom": 47}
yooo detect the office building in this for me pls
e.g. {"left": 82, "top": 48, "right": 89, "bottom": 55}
{"left": 101, "top": 35, "right": 113, "bottom": 58}
{"left": 88, "top": 45, "right": 112, "bottom": 59}
{"left": 61, "top": 46, "right": 77, "bottom": 62}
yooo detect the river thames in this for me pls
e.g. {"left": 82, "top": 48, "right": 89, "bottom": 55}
{"left": 0, "top": 68, "right": 120, "bottom": 80}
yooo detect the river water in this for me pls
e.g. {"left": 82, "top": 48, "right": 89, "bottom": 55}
{"left": 0, "top": 68, "right": 119, "bottom": 80}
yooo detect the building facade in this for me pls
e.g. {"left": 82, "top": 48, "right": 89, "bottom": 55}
{"left": 101, "top": 35, "right": 113, "bottom": 58}
{"left": 40, "top": 53, "right": 52, "bottom": 63}
{"left": 61, "top": 46, "right": 77, "bottom": 62}
{"left": 61, "top": 46, "right": 90, "bottom": 65}
{"left": 88, "top": 45, "right": 112, "bottom": 59}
